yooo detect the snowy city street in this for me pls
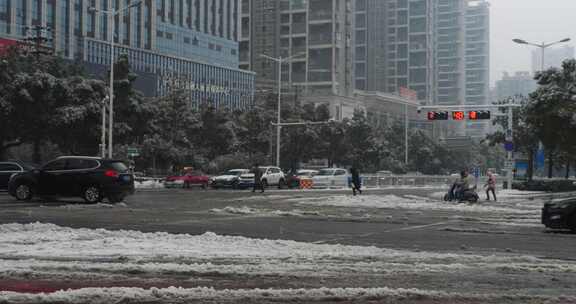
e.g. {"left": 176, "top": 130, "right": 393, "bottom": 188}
{"left": 1, "top": 188, "right": 575, "bottom": 303}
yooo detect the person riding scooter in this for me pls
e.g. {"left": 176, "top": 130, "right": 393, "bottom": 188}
{"left": 447, "top": 170, "right": 478, "bottom": 202}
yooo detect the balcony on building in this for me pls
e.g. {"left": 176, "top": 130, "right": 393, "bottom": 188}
{"left": 309, "top": 23, "right": 333, "bottom": 47}
{"left": 309, "top": 34, "right": 333, "bottom": 47}
{"left": 309, "top": 0, "right": 333, "bottom": 22}
{"left": 241, "top": 0, "right": 250, "bottom": 15}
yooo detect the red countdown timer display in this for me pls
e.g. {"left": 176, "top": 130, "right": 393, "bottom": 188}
{"left": 452, "top": 111, "right": 465, "bottom": 120}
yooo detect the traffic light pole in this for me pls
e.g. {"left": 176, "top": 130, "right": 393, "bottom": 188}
{"left": 507, "top": 107, "right": 514, "bottom": 189}
{"left": 417, "top": 103, "right": 522, "bottom": 189}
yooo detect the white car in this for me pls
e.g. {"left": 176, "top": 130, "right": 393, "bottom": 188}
{"left": 238, "top": 166, "right": 286, "bottom": 188}
{"left": 312, "top": 168, "right": 349, "bottom": 188}
{"left": 210, "top": 169, "right": 250, "bottom": 189}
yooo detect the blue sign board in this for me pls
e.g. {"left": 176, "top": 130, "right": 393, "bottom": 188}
{"left": 504, "top": 141, "right": 514, "bottom": 152}
{"left": 536, "top": 149, "right": 545, "bottom": 169}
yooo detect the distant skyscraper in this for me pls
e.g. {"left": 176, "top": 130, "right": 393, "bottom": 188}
{"left": 532, "top": 45, "right": 575, "bottom": 72}
{"left": 464, "top": 0, "right": 490, "bottom": 137}
{"left": 385, "top": 0, "right": 490, "bottom": 137}
{"left": 494, "top": 71, "right": 537, "bottom": 102}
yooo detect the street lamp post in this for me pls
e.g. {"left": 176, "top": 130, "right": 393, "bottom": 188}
{"left": 512, "top": 37, "right": 571, "bottom": 178}
{"left": 100, "top": 96, "right": 109, "bottom": 158}
{"left": 512, "top": 38, "right": 571, "bottom": 71}
{"left": 90, "top": 0, "right": 143, "bottom": 159}
{"left": 259, "top": 53, "right": 306, "bottom": 167}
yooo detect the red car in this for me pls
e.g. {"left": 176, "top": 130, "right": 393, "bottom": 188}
{"left": 164, "top": 171, "right": 210, "bottom": 189}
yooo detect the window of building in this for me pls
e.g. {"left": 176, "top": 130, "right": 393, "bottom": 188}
{"left": 209, "top": 43, "right": 215, "bottom": 49}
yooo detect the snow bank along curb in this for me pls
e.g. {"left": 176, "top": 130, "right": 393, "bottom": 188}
{"left": 2, "top": 286, "right": 574, "bottom": 304}
{"left": 0, "top": 223, "right": 574, "bottom": 275}
{"left": 291, "top": 194, "right": 542, "bottom": 214}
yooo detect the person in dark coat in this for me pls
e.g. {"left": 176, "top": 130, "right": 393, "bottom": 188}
{"left": 251, "top": 164, "right": 264, "bottom": 193}
{"left": 350, "top": 167, "right": 362, "bottom": 196}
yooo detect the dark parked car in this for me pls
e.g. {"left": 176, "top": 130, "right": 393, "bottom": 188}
{"left": 8, "top": 156, "right": 134, "bottom": 204}
{"left": 0, "top": 161, "right": 35, "bottom": 191}
{"left": 542, "top": 198, "right": 576, "bottom": 232}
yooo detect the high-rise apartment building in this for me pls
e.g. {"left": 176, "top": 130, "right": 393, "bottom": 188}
{"left": 354, "top": 0, "right": 387, "bottom": 92}
{"left": 385, "top": 0, "right": 435, "bottom": 102}
{"left": 0, "top": 0, "right": 255, "bottom": 110}
{"left": 464, "top": 0, "right": 490, "bottom": 137}
{"left": 385, "top": 0, "right": 489, "bottom": 137}
{"left": 240, "top": 0, "right": 354, "bottom": 97}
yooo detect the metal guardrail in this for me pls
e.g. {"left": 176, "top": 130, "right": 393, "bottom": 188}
{"left": 359, "top": 175, "right": 492, "bottom": 188}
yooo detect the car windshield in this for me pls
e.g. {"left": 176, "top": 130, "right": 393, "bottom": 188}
{"left": 109, "top": 161, "right": 128, "bottom": 173}
{"left": 317, "top": 169, "right": 336, "bottom": 176}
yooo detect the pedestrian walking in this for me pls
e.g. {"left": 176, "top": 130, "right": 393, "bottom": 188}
{"left": 350, "top": 167, "right": 362, "bottom": 196}
{"left": 484, "top": 171, "right": 497, "bottom": 201}
{"left": 251, "top": 164, "right": 265, "bottom": 193}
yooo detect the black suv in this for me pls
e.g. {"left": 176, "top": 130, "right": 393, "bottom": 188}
{"left": 8, "top": 156, "right": 134, "bottom": 203}
{"left": 542, "top": 198, "right": 576, "bottom": 232}
{"left": 0, "top": 161, "right": 35, "bottom": 191}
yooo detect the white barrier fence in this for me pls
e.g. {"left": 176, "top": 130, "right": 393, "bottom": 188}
{"left": 360, "top": 175, "right": 490, "bottom": 189}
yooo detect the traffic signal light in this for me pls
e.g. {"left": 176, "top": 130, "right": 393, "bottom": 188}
{"left": 452, "top": 111, "right": 465, "bottom": 121}
{"left": 427, "top": 111, "right": 449, "bottom": 120}
{"left": 469, "top": 111, "right": 491, "bottom": 120}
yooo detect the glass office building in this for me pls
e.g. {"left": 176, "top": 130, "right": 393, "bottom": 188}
{"left": 0, "top": 0, "right": 254, "bottom": 110}
{"left": 85, "top": 38, "right": 254, "bottom": 109}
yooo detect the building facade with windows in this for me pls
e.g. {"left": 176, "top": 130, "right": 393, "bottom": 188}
{"left": 0, "top": 0, "right": 255, "bottom": 110}
{"left": 385, "top": 0, "right": 490, "bottom": 137}
{"left": 239, "top": 0, "right": 355, "bottom": 97}
{"left": 494, "top": 71, "right": 536, "bottom": 102}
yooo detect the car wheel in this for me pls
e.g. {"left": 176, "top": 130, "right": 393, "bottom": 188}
{"left": 108, "top": 195, "right": 125, "bottom": 204}
{"left": 83, "top": 186, "right": 102, "bottom": 204}
{"left": 569, "top": 213, "right": 576, "bottom": 233}
{"left": 278, "top": 179, "right": 286, "bottom": 189}
{"left": 14, "top": 184, "right": 33, "bottom": 201}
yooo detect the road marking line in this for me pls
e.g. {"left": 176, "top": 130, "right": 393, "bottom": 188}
{"left": 312, "top": 220, "right": 458, "bottom": 244}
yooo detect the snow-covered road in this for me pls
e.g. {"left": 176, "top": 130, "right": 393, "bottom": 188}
{"left": 0, "top": 222, "right": 575, "bottom": 303}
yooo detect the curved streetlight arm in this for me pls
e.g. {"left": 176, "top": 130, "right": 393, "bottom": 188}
{"left": 513, "top": 38, "right": 571, "bottom": 49}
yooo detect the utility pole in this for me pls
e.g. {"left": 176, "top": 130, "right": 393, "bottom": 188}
{"left": 259, "top": 53, "right": 306, "bottom": 167}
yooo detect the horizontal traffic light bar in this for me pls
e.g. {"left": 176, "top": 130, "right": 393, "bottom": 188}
{"left": 427, "top": 111, "right": 491, "bottom": 121}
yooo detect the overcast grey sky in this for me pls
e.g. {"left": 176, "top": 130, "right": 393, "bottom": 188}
{"left": 491, "top": 0, "right": 576, "bottom": 86}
